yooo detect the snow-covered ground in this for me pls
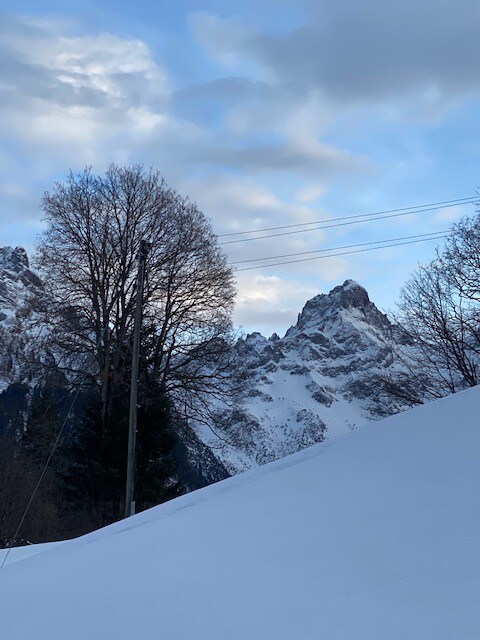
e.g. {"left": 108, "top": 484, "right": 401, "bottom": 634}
{"left": 0, "top": 541, "right": 64, "bottom": 567}
{"left": 1, "top": 387, "right": 479, "bottom": 639}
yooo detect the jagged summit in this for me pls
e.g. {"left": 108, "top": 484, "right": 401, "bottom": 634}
{"left": 300, "top": 279, "right": 369, "bottom": 315}
{"left": 287, "top": 279, "right": 388, "bottom": 337}
{"left": 0, "top": 246, "right": 29, "bottom": 271}
{"left": 0, "top": 246, "right": 41, "bottom": 321}
{"left": 192, "top": 279, "right": 406, "bottom": 474}
{"left": 328, "top": 279, "right": 370, "bottom": 307}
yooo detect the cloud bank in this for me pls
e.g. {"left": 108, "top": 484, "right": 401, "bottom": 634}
{"left": 1, "top": 2, "right": 479, "bottom": 333}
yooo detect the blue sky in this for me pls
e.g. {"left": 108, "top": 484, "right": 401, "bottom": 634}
{"left": 1, "top": 0, "right": 480, "bottom": 334}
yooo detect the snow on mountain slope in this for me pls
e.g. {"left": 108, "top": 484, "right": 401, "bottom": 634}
{"left": 197, "top": 279, "right": 410, "bottom": 474}
{"left": 0, "top": 247, "right": 41, "bottom": 320}
{"left": 1, "top": 386, "right": 479, "bottom": 640}
{"left": 0, "top": 248, "right": 413, "bottom": 482}
{"left": 0, "top": 246, "right": 45, "bottom": 392}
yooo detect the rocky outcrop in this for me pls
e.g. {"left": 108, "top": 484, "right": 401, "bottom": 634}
{"left": 0, "top": 247, "right": 41, "bottom": 320}
{"left": 0, "top": 247, "right": 47, "bottom": 393}
{"left": 192, "top": 280, "right": 410, "bottom": 473}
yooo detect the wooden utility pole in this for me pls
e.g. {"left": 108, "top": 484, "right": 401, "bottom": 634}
{"left": 125, "top": 239, "right": 149, "bottom": 518}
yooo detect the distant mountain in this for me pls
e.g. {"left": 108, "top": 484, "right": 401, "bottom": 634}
{"left": 0, "top": 246, "right": 41, "bottom": 322}
{"left": 0, "top": 246, "right": 411, "bottom": 482}
{"left": 193, "top": 280, "right": 410, "bottom": 474}
{"left": 0, "top": 247, "right": 45, "bottom": 394}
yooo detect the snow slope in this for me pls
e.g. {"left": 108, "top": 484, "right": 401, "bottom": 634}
{"left": 1, "top": 386, "right": 479, "bottom": 639}
{"left": 0, "top": 541, "right": 62, "bottom": 566}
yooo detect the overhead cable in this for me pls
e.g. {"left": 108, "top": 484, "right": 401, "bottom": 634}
{"left": 219, "top": 197, "right": 477, "bottom": 245}
{"left": 230, "top": 230, "right": 448, "bottom": 265}
{"left": 235, "top": 234, "right": 448, "bottom": 272}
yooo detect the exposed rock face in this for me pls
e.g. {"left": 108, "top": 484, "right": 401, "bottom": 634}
{"left": 192, "top": 280, "right": 409, "bottom": 474}
{"left": 0, "top": 246, "right": 29, "bottom": 271}
{"left": 0, "top": 247, "right": 46, "bottom": 394}
{"left": 0, "top": 247, "right": 41, "bottom": 321}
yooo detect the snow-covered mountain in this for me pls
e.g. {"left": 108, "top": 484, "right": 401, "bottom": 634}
{"left": 0, "top": 246, "right": 45, "bottom": 393}
{"left": 195, "top": 279, "right": 409, "bottom": 474}
{"left": 0, "top": 246, "right": 41, "bottom": 322}
{"left": 0, "top": 246, "right": 410, "bottom": 480}
{"left": 2, "top": 386, "right": 479, "bottom": 640}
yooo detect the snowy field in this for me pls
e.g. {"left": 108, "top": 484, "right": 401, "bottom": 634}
{"left": 1, "top": 387, "right": 479, "bottom": 639}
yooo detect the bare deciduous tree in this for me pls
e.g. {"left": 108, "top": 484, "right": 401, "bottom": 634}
{"left": 441, "top": 211, "right": 480, "bottom": 304}
{"left": 384, "top": 209, "right": 480, "bottom": 403}
{"left": 35, "top": 164, "right": 237, "bottom": 427}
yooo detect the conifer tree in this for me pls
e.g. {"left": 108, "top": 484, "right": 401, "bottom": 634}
{"left": 61, "top": 373, "right": 183, "bottom": 532}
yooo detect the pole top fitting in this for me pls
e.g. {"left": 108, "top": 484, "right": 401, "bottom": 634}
{"left": 139, "top": 239, "right": 152, "bottom": 257}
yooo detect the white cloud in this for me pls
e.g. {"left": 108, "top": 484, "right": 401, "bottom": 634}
{"left": 432, "top": 204, "right": 472, "bottom": 224}
{"left": 0, "top": 12, "right": 368, "bottom": 207}
{"left": 0, "top": 16, "right": 172, "bottom": 174}
{"left": 5, "top": 18, "right": 168, "bottom": 94}
{"left": 234, "top": 273, "right": 318, "bottom": 335}
{"left": 3, "top": 5, "right": 472, "bottom": 327}
{"left": 296, "top": 185, "right": 325, "bottom": 202}
{"left": 175, "top": 173, "right": 330, "bottom": 239}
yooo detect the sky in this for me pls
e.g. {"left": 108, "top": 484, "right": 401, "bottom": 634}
{"left": 1, "top": 0, "right": 480, "bottom": 335}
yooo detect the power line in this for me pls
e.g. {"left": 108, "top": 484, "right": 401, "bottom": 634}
{"left": 220, "top": 205, "right": 455, "bottom": 245}
{"left": 219, "top": 196, "right": 477, "bottom": 238}
{"left": 235, "top": 234, "right": 448, "bottom": 272}
{"left": 219, "top": 197, "right": 478, "bottom": 245}
{"left": 230, "top": 230, "right": 448, "bottom": 265}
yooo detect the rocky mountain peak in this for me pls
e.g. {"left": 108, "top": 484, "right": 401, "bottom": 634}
{"left": 289, "top": 279, "right": 389, "bottom": 336}
{"left": 244, "top": 332, "right": 268, "bottom": 347}
{"left": 193, "top": 278, "right": 409, "bottom": 475}
{"left": 0, "top": 246, "right": 29, "bottom": 272}
{"left": 0, "top": 247, "right": 41, "bottom": 319}
{"left": 0, "top": 252, "right": 414, "bottom": 485}
{"left": 290, "top": 280, "right": 364, "bottom": 331}
{"left": 329, "top": 279, "right": 370, "bottom": 308}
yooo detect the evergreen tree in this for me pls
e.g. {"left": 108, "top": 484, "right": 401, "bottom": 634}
{"left": 62, "top": 374, "right": 183, "bottom": 533}
{"left": 0, "top": 384, "right": 67, "bottom": 544}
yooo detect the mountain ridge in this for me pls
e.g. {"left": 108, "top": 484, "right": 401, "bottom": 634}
{"left": 0, "top": 246, "right": 410, "bottom": 480}
{"left": 192, "top": 278, "right": 410, "bottom": 474}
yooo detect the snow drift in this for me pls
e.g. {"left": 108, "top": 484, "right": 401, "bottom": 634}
{"left": 1, "top": 386, "right": 479, "bottom": 639}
